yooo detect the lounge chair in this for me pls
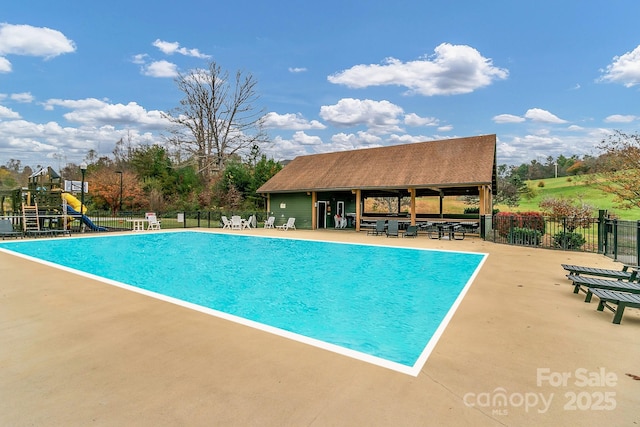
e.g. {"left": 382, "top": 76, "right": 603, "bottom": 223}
{"left": 561, "top": 264, "right": 637, "bottom": 281}
{"left": 588, "top": 288, "right": 640, "bottom": 324}
{"left": 386, "top": 220, "right": 399, "bottom": 238}
{"left": 145, "top": 213, "right": 161, "bottom": 230}
{"left": 0, "top": 219, "right": 22, "bottom": 239}
{"left": 276, "top": 217, "right": 296, "bottom": 231}
{"left": 221, "top": 216, "right": 232, "bottom": 229}
{"left": 565, "top": 275, "right": 640, "bottom": 302}
{"left": 231, "top": 215, "right": 243, "bottom": 230}
{"left": 263, "top": 216, "right": 275, "bottom": 228}
{"left": 367, "top": 220, "right": 386, "bottom": 236}
{"left": 242, "top": 215, "right": 254, "bottom": 229}
{"left": 403, "top": 225, "right": 418, "bottom": 238}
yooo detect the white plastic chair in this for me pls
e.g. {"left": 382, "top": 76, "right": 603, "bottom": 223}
{"left": 145, "top": 213, "right": 161, "bottom": 230}
{"left": 221, "top": 216, "right": 232, "bottom": 229}
{"left": 231, "top": 216, "right": 243, "bottom": 230}
{"left": 276, "top": 217, "right": 296, "bottom": 231}
{"left": 242, "top": 215, "right": 254, "bottom": 229}
{"left": 264, "top": 216, "right": 275, "bottom": 228}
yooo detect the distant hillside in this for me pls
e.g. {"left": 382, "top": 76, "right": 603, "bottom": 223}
{"left": 496, "top": 175, "right": 640, "bottom": 220}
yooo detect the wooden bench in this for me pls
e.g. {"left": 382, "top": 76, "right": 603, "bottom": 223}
{"left": 588, "top": 288, "right": 640, "bottom": 324}
{"left": 565, "top": 275, "right": 640, "bottom": 302}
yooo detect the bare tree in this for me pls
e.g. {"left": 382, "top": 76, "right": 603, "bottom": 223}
{"left": 163, "top": 61, "right": 268, "bottom": 183}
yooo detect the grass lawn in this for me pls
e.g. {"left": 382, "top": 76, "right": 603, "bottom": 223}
{"left": 496, "top": 176, "right": 640, "bottom": 220}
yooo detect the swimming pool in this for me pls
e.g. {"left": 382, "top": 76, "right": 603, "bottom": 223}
{"left": 0, "top": 231, "right": 487, "bottom": 376}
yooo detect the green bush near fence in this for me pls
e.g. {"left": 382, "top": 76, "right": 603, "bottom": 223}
{"left": 507, "top": 227, "right": 543, "bottom": 245}
{"left": 495, "top": 211, "right": 545, "bottom": 238}
{"left": 552, "top": 231, "right": 586, "bottom": 250}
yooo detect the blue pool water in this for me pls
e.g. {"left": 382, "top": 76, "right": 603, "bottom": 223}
{"left": 0, "top": 231, "right": 486, "bottom": 373}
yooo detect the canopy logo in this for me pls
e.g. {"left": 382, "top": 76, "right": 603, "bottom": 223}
{"left": 463, "top": 367, "right": 617, "bottom": 416}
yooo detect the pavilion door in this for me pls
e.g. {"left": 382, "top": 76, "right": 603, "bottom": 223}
{"left": 317, "top": 201, "right": 327, "bottom": 228}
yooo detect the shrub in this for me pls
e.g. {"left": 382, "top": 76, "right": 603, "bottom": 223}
{"left": 553, "top": 231, "right": 586, "bottom": 250}
{"left": 538, "top": 197, "right": 594, "bottom": 232}
{"left": 495, "top": 211, "right": 545, "bottom": 237}
{"left": 508, "top": 227, "right": 542, "bottom": 245}
{"left": 464, "top": 207, "right": 500, "bottom": 215}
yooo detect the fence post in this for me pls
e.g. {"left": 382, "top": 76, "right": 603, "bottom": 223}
{"left": 597, "top": 210, "right": 606, "bottom": 254}
{"left": 636, "top": 220, "right": 640, "bottom": 267}
{"left": 613, "top": 219, "right": 618, "bottom": 261}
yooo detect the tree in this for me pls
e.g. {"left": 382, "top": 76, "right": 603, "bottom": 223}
{"left": 89, "top": 168, "right": 145, "bottom": 213}
{"left": 130, "top": 145, "right": 172, "bottom": 184}
{"left": 495, "top": 164, "right": 527, "bottom": 207}
{"left": 163, "top": 61, "right": 269, "bottom": 183}
{"left": 0, "top": 167, "right": 18, "bottom": 190}
{"left": 597, "top": 130, "right": 640, "bottom": 209}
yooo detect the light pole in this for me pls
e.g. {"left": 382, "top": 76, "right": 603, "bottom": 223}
{"left": 115, "top": 170, "right": 123, "bottom": 213}
{"left": 80, "top": 162, "right": 87, "bottom": 229}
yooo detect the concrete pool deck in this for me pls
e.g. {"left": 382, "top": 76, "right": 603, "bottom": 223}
{"left": 1, "top": 229, "right": 639, "bottom": 426}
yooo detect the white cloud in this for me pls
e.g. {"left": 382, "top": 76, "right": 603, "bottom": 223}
{"left": 327, "top": 43, "right": 508, "bottom": 96}
{"left": 319, "top": 98, "right": 404, "bottom": 133}
{"left": 0, "top": 105, "right": 20, "bottom": 119}
{"left": 288, "top": 67, "right": 307, "bottom": 73}
{"left": 0, "top": 23, "right": 75, "bottom": 58}
{"left": 437, "top": 125, "right": 453, "bottom": 132}
{"left": 142, "top": 60, "right": 179, "bottom": 78}
{"left": 262, "top": 135, "right": 311, "bottom": 160}
{"left": 331, "top": 131, "right": 382, "bottom": 147}
{"left": 599, "top": 44, "right": 640, "bottom": 87}
{"left": 152, "top": 39, "right": 210, "bottom": 59}
{"left": 131, "top": 54, "right": 148, "bottom": 64}
{"left": 10, "top": 92, "right": 34, "bottom": 103}
{"left": 386, "top": 134, "right": 431, "bottom": 145}
{"left": 404, "top": 113, "right": 439, "bottom": 127}
{"left": 42, "top": 97, "right": 169, "bottom": 129}
{"left": 0, "top": 56, "right": 11, "bottom": 73}
{"left": 0, "top": 117, "right": 162, "bottom": 165}
{"left": 524, "top": 108, "right": 568, "bottom": 124}
{"left": 493, "top": 114, "right": 525, "bottom": 124}
{"left": 604, "top": 114, "right": 637, "bottom": 123}
{"left": 291, "top": 131, "right": 322, "bottom": 146}
{"left": 262, "top": 112, "right": 325, "bottom": 130}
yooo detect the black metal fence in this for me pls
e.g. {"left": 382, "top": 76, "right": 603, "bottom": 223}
{"left": 0, "top": 210, "right": 268, "bottom": 235}
{"left": 483, "top": 212, "right": 640, "bottom": 265}
{"left": 601, "top": 218, "right": 640, "bottom": 266}
{"left": 89, "top": 210, "right": 270, "bottom": 230}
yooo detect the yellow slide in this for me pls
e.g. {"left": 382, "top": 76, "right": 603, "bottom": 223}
{"left": 62, "top": 192, "right": 87, "bottom": 214}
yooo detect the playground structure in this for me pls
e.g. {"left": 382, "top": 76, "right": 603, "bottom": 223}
{"left": 0, "top": 166, "right": 107, "bottom": 232}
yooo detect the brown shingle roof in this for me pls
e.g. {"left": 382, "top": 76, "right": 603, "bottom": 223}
{"left": 257, "top": 134, "right": 496, "bottom": 194}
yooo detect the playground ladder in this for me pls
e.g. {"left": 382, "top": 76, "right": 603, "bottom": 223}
{"left": 21, "top": 203, "right": 41, "bottom": 233}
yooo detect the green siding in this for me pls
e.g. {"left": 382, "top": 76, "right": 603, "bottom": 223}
{"left": 269, "top": 193, "right": 313, "bottom": 229}
{"left": 267, "top": 191, "right": 358, "bottom": 229}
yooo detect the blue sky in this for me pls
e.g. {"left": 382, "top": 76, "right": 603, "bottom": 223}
{"left": 1, "top": 1, "right": 640, "bottom": 170}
